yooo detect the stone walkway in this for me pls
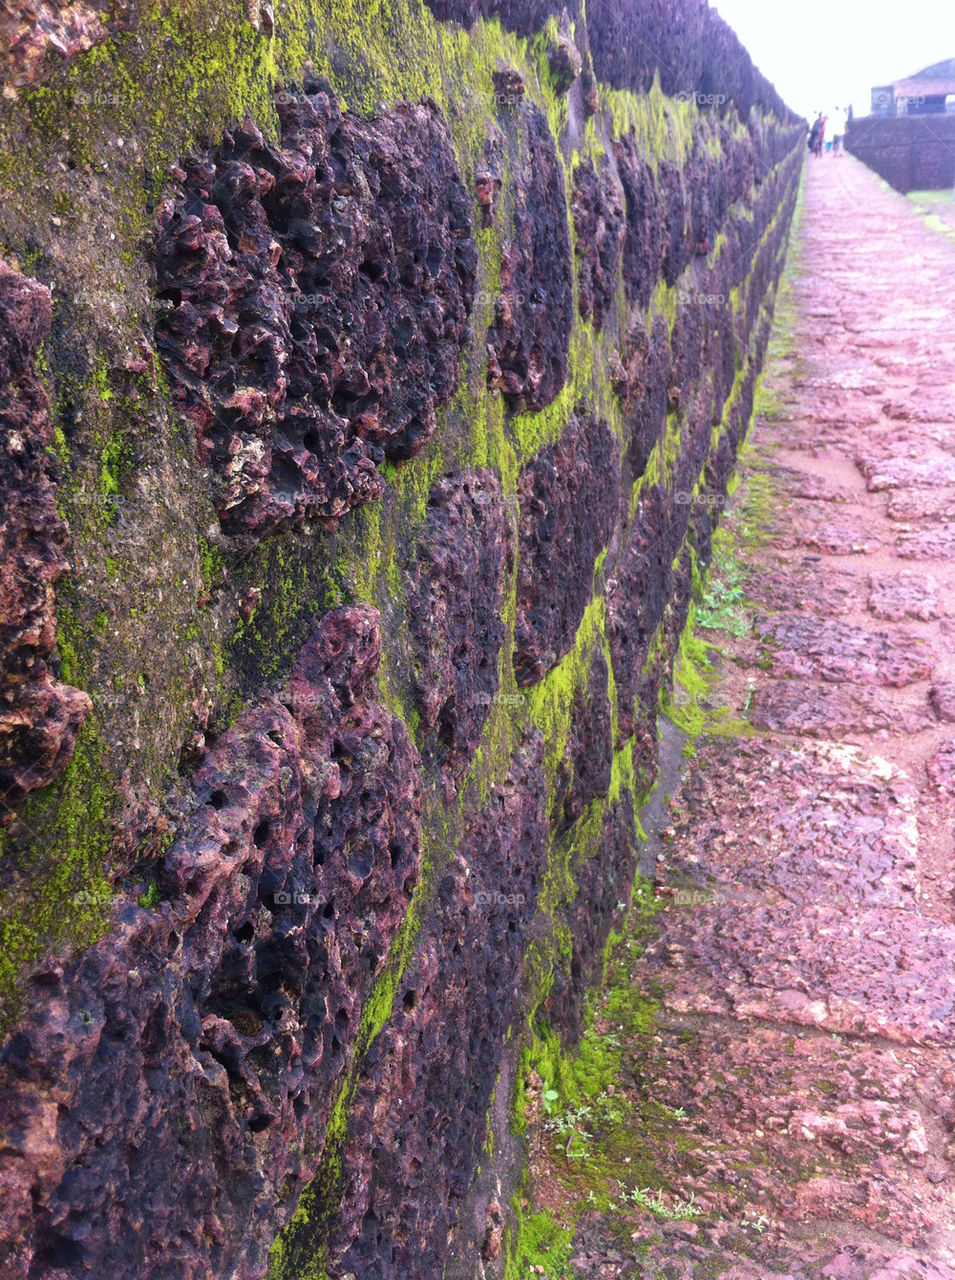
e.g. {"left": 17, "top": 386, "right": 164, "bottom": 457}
{"left": 521, "top": 157, "right": 955, "bottom": 1276}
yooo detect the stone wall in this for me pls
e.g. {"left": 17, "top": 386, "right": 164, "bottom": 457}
{"left": 0, "top": 1, "right": 802, "bottom": 1277}
{"left": 847, "top": 113, "right": 955, "bottom": 192}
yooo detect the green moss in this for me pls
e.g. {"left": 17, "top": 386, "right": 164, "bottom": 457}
{"left": 138, "top": 880, "right": 161, "bottom": 909}
{"left": 505, "top": 1206, "right": 574, "bottom": 1280}
{"left": 0, "top": 719, "right": 114, "bottom": 1033}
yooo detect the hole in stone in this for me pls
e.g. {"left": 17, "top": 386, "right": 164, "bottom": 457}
{"left": 402, "top": 990, "right": 416, "bottom": 1013}
{"left": 359, "top": 258, "right": 385, "bottom": 283}
{"left": 35, "top": 1234, "right": 84, "bottom": 1268}
{"left": 248, "top": 1112, "right": 272, "bottom": 1133}
{"left": 349, "top": 852, "right": 373, "bottom": 881}
{"left": 252, "top": 820, "right": 270, "bottom": 849}
{"left": 335, "top": 1008, "right": 348, "bottom": 1033}
{"left": 233, "top": 921, "right": 255, "bottom": 944}
{"left": 389, "top": 839, "right": 403, "bottom": 868}
{"left": 208, "top": 790, "right": 228, "bottom": 811}
{"left": 303, "top": 430, "right": 320, "bottom": 453}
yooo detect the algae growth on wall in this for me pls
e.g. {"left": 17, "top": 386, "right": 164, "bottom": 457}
{"left": 0, "top": 0, "right": 803, "bottom": 1276}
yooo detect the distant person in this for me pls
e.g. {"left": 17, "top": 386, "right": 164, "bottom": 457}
{"left": 819, "top": 114, "right": 827, "bottom": 155}
{"left": 830, "top": 106, "right": 848, "bottom": 155}
{"left": 808, "top": 113, "right": 823, "bottom": 156}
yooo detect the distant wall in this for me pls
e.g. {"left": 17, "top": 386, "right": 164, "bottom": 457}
{"left": 847, "top": 113, "right": 955, "bottom": 192}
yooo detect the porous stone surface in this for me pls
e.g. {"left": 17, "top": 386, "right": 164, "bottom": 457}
{"left": 0, "top": 606, "right": 421, "bottom": 1280}
{"left": 930, "top": 681, "right": 955, "bottom": 723}
{"left": 606, "top": 485, "right": 680, "bottom": 738}
{"left": 0, "top": 261, "right": 90, "bottom": 810}
{"left": 570, "top": 155, "right": 625, "bottom": 328}
{"left": 614, "top": 131, "right": 667, "bottom": 310}
{"left": 757, "top": 616, "right": 935, "bottom": 686}
{"left": 751, "top": 679, "right": 934, "bottom": 737}
{"left": 486, "top": 101, "right": 572, "bottom": 412}
{"left": 323, "top": 733, "right": 549, "bottom": 1279}
{"left": 552, "top": 647, "right": 613, "bottom": 832}
{"left": 407, "top": 470, "right": 511, "bottom": 775}
{"left": 513, "top": 416, "right": 619, "bottom": 685}
{"left": 848, "top": 111, "right": 955, "bottom": 193}
{"left": 155, "top": 80, "right": 476, "bottom": 536}
{"left": 868, "top": 570, "right": 942, "bottom": 621}
{"left": 619, "top": 313, "right": 667, "bottom": 482}
{"left": 544, "top": 796, "right": 637, "bottom": 1044}
{"left": 0, "top": 0, "right": 115, "bottom": 91}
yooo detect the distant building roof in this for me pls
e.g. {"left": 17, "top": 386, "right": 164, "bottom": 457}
{"left": 894, "top": 57, "right": 955, "bottom": 100}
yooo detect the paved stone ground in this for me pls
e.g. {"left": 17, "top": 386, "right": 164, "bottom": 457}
{"left": 518, "top": 158, "right": 955, "bottom": 1276}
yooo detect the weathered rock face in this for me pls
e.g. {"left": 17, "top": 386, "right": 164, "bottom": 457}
{"left": 0, "top": 0, "right": 803, "bottom": 1274}
{"left": 620, "top": 313, "right": 667, "bottom": 484}
{"left": 607, "top": 484, "right": 677, "bottom": 739}
{"left": 408, "top": 470, "right": 512, "bottom": 777}
{"left": 0, "top": 606, "right": 421, "bottom": 1280}
{"left": 571, "top": 156, "right": 625, "bottom": 329}
{"left": 514, "top": 416, "right": 619, "bottom": 685}
{"left": 545, "top": 797, "right": 638, "bottom": 1043}
{"left": 615, "top": 133, "right": 667, "bottom": 310}
{"left": 0, "top": 0, "right": 114, "bottom": 91}
{"left": 324, "top": 734, "right": 549, "bottom": 1279}
{"left": 553, "top": 647, "right": 613, "bottom": 833}
{"left": 155, "top": 80, "right": 477, "bottom": 536}
{"left": 486, "top": 101, "right": 573, "bottom": 412}
{"left": 0, "top": 261, "right": 90, "bottom": 810}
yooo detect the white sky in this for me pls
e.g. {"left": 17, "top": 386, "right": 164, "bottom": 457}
{"left": 711, "top": 0, "right": 955, "bottom": 120}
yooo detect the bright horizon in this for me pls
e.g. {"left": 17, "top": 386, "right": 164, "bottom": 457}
{"left": 711, "top": 0, "right": 955, "bottom": 120}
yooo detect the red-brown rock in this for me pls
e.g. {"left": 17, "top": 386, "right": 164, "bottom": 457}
{"left": 0, "top": 261, "right": 90, "bottom": 811}
{"left": 408, "top": 470, "right": 512, "bottom": 775}
{"left": 513, "top": 416, "right": 620, "bottom": 685}
{"left": 0, "top": 606, "right": 421, "bottom": 1280}
{"left": 486, "top": 102, "right": 572, "bottom": 412}
{"left": 155, "top": 80, "right": 477, "bottom": 536}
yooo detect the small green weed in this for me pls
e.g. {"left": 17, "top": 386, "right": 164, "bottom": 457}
{"left": 616, "top": 1185, "right": 698, "bottom": 1220}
